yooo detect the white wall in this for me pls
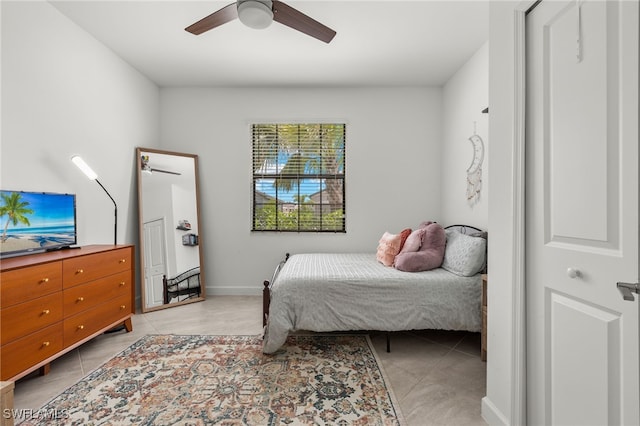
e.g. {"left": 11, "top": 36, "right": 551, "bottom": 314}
{"left": 171, "top": 185, "right": 199, "bottom": 274}
{"left": 441, "top": 42, "right": 489, "bottom": 230}
{"left": 1, "top": 1, "right": 160, "bottom": 304}
{"left": 159, "top": 87, "right": 444, "bottom": 294}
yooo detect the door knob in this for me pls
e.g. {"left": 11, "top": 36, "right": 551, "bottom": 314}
{"left": 567, "top": 268, "right": 580, "bottom": 279}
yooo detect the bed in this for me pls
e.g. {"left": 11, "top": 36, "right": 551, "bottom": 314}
{"left": 163, "top": 266, "right": 201, "bottom": 304}
{"left": 262, "top": 224, "right": 487, "bottom": 354}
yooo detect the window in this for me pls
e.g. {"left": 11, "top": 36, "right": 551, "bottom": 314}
{"left": 252, "top": 123, "right": 346, "bottom": 232}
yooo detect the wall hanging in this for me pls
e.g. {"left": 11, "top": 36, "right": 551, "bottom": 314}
{"left": 466, "top": 122, "right": 484, "bottom": 207}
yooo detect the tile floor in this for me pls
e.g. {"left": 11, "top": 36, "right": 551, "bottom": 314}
{"left": 13, "top": 296, "right": 487, "bottom": 425}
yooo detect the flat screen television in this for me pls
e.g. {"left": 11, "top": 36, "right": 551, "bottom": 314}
{"left": 0, "top": 190, "right": 77, "bottom": 258}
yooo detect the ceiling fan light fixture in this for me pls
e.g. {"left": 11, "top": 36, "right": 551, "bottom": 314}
{"left": 140, "top": 155, "right": 152, "bottom": 174}
{"left": 237, "top": 0, "right": 273, "bottom": 30}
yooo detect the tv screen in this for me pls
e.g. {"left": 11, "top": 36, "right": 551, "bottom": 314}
{"left": 0, "top": 190, "right": 77, "bottom": 258}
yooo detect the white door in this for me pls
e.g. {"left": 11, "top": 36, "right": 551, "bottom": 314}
{"left": 526, "top": 1, "right": 639, "bottom": 425}
{"left": 143, "top": 218, "right": 168, "bottom": 308}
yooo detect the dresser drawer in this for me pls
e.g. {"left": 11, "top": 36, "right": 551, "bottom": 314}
{"left": 1, "top": 262, "right": 62, "bottom": 308}
{"left": 1, "top": 292, "right": 63, "bottom": 345}
{"left": 63, "top": 271, "right": 131, "bottom": 317}
{"left": 64, "top": 294, "right": 131, "bottom": 347}
{"left": 1, "top": 323, "right": 63, "bottom": 381}
{"left": 62, "top": 248, "right": 131, "bottom": 288}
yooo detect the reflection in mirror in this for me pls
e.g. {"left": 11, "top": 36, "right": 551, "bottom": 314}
{"left": 136, "top": 148, "right": 205, "bottom": 312}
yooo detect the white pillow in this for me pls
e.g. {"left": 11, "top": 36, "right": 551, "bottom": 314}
{"left": 442, "top": 230, "right": 486, "bottom": 277}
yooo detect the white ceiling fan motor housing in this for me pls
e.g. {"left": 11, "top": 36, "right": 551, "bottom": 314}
{"left": 237, "top": 0, "right": 274, "bottom": 30}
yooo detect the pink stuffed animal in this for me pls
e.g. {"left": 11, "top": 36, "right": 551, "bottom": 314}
{"left": 394, "top": 221, "right": 446, "bottom": 272}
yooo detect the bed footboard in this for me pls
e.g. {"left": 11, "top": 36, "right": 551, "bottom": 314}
{"left": 263, "top": 253, "right": 290, "bottom": 327}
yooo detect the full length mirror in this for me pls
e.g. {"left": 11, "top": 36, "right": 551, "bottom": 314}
{"left": 137, "top": 147, "right": 205, "bottom": 312}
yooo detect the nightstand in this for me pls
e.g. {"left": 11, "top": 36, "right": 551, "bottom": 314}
{"left": 481, "top": 274, "right": 488, "bottom": 361}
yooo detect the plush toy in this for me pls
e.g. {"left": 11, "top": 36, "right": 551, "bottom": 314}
{"left": 394, "top": 221, "right": 446, "bottom": 272}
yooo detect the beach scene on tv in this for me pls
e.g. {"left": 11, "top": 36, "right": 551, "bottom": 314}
{"left": 0, "top": 190, "right": 77, "bottom": 257}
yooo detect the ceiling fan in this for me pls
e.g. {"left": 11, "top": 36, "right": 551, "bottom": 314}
{"left": 140, "top": 156, "right": 181, "bottom": 176}
{"left": 185, "top": 0, "right": 336, "bottom": 44}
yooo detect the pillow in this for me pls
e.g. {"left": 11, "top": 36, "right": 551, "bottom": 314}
{"left": 376, "top": 231, "right": 403, "bottom": 267}
{"left": 470, "top": 231, "right": 488, "bottom": 239}
{"left": 441, "top": 229, "right": 487, "bottom": 276}
{"left": 398, "top": 228, "right": 412, "bottom": 252}
{"left": 399, "top": 228, "right": 425, "bottom": 253}
{"left": 395, "top": 222, "right": 446, "bottom": 272}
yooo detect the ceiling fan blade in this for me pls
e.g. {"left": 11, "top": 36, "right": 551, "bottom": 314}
{"left": 185, "top": 3, "right": 238, "bottom": 35}
{"left": 151, "top": 168, "right": 182, "bottom": 176}
{"left": 272, "top": 0, "right": 336, "bottom": 43}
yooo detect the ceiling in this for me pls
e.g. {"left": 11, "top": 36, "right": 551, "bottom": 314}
{"left": 49, "top": 0, "right": 489, "bottom": 87}
{"left": 140, "top": 151, "right": 196, "bottom": 188}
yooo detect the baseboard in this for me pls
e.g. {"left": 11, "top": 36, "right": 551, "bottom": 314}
{"left": 206, "top": 286, "right": 262, "bottom": 296}
{"left": 481, "top": 396, "right": 509, "bottom": 426}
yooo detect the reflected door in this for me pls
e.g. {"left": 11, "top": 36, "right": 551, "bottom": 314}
{"left": 143, "top": 218, "right": 168, "bottom": 308}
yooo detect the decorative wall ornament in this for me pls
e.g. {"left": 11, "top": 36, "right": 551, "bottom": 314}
{"left": 466, "top": 123, "right": 484, "bottom": 207}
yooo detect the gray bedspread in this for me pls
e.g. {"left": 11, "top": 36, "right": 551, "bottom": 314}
{"left": 263, "top": 253, "right": 482, "bottom": 353}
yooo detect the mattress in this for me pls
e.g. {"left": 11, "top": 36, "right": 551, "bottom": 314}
{"left": 263, "top": 252, "right": 482, "bottom": 353}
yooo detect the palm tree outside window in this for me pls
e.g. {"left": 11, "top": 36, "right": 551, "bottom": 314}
{"left": 252, "top": 123, "right": 346, "bottom": 232}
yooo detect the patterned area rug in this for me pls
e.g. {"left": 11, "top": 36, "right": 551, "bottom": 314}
{"left": 19, "top": 334, "right": 405, "bottom": 425}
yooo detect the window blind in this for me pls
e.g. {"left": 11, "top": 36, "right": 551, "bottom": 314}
{"left": 252, "top": 123, "right": 346, "bottom": 232}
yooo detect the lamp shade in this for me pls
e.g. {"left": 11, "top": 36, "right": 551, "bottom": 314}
{"left": 237, "top": 0, "right": 273, "bottom": 29}
{"left": 71, "top": 155, "right": 98, "bottom": 180}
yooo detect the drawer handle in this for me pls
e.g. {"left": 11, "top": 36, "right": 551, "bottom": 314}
{"left": 41, "top": 309, "right": 50, "bottom": 315}
{"left": 39, "top": 278, "right": 49, "bottom": 284}
{"left": 120, "top": 305, "right": 126, "bottom": 310}
{"left": 77, "top": 297, "right": 84, "bottom": 302}
{"left": 77, "top": 325, "right": 84, "bottom": 330}
{"left": 119, "top": 281, "right": 126, "bottom": 287}
{"left": 119, "top": 259, "right": 126, "bottom": 264}
{"left": 42, "top": 341, "right": 50, "bottom": 347}
{"left": 76, "top": 269, "right": 84, "bottom": 274}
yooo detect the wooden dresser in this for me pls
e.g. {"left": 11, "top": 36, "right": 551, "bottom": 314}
{"left": 0, "top": 245, "right": 134, "bottom": 382}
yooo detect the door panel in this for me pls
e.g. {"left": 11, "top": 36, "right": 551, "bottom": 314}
{"left": 548, "top": 290, "right": 621, "bottom": 425}
{"left": 545, "top": 0, "right": 612, "bottom": 245}
{"left": 143, "top": 218, "right": 167, "bottom": 308}
{"left": 526, "top": 1, "right": 639, "bottom": 425}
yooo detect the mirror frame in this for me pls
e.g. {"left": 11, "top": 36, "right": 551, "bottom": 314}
{"left": 136, "top": 147, "right": 205, "bottom": 313}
